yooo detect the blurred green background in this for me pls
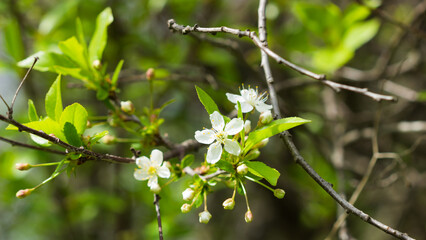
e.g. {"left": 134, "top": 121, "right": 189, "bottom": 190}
{"left": 0, "top": 0, "right": 425, "bottom": 239}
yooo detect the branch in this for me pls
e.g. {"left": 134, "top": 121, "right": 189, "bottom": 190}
{"left": 167, "top": 19, "right": 397, "bottom": 102}
{"left": 153, "top": 194, "right": 164, "bottom": 240}
{"left": 0, "top": 136, "right": 65, "bottom": 155}
{"left": 255, "top": 1, "right": 413, "bottom": 239}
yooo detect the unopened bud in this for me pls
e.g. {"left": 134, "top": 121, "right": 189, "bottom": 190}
{"left": 92, "top": 60, "right": 102, "bottom": 70}
{"left": 253, "top": 138, "right": 269, "bottom": 149}
{"left": 199, "top": 210, "right": 212, "bottom": 224}
{"left": 121, "top": 101, "right": 135, "bottom": 114}
{"left": 149, "top": 183, "right": 161, "bottom": 194}
{"left": 181, "top": 203, "right": 191, "bottom": 213}
{"left": 259, "top": 110, "right": 273, "bottom": 125}
{"left": 237, "top": 164, "right": 248, "bottom": 175}
{"left": 16, "top": 188, "right": 33, "bottom": 199}
{"left": 222, "top": 198, "right": 235, "bottom": 210}
{"left": 244, "top": 120, "right": 251, "bottom": 134}
{"left": 244, "top": 149, "right": 260, "bottom": 161}
{"left": 102, "top": 135, "right": 116, "bottom": 144}
{"left": 245, "top": 210, "right": 253, "bottom": 223}
{"left": 182, "top": 188, "right": 195, "bottom": 201}
{"left": 274, "top": 189, "right": 285, "bottom": 199}
{"left": 146, "top": 68, "right": 155, "bottom": 80}
{"left": 15, "top": 163, "right": 31, "bottom": 171}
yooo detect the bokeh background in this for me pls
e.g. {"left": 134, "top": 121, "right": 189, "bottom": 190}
{"left": 0, "top": 0, "right": 425, "bottom": 239}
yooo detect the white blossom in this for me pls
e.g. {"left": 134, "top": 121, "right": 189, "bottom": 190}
{"left": 134, "top": 149, "right": 171, "bottom": 188}
{"left": 226, "top": 86, "right": 272, "bottom": 113}
{"left": 199, "top": 210, "right": 212, "bottom": 224}
{"left": 194, "top": 111, "right": 243, "bottom": 164}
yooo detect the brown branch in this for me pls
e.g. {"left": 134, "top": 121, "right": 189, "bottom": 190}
{"left": 153, "top": 194, "right": 164, "bottom": 240}
{"left": 167, "top": 19, "right": 397, "bottom": 102}
{"left": 255, "top": 1, "right": 413, "bottom": 239}
{"left": 0, "top": 136, "right": 65, "bottom": 155}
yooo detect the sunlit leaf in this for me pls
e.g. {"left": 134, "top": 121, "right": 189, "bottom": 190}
{"left": 60, "top": 103, "right": 88, "bottom": 135}
{"left": 45, "top": 75, "right": 63, "bottom": 121}
{"left": 88, "top": 7, "right": 113, "bottom": 63}
{"left": 245, "top": 161, "right": 280, "bottom": 186}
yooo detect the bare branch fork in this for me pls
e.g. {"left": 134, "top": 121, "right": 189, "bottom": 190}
{"left": 256, "top": 0, "right": 412, "bottom": 239}
{"left": 167, "top": 19, "right": 397, "bottom": 102}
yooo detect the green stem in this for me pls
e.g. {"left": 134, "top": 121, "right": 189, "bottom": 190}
{"left": 238, "top": 178, "right": 250, "bottom": 211}
{"left": 31, "top": 161, "right": 67, "bottom": 168}
{"left": 245, "top": 176, "right": 274, "bottom": 192}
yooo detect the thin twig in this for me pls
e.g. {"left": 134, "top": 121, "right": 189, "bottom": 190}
{"left": 167, "top": 19, "right": 397, "bottom": 102}
{"left": 9, "top": 57, "right": 38, "bottom": 118}
{"left": 153, "top": 194, "right": 164, "bottom": 240}
{"left": 255, "top": 1, "right": 413, "bottom": 239}
{"left": 0, "top": 136, "right": 65, "bottom": 155}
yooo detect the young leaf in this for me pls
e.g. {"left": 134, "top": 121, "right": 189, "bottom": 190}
{"left": 215, "top": 160, "right": 235, "bottom": 173}
{"left": 244, "top": 117, "right": 310, "bottom": 154}
{"left": 18, "top": 51, "right": 78, "bottom": 72}
{"left": 59, "top": 103, "right": 88, "bottom": 135}
{"left": 76, "top": 18, "right": 88, "bottom": 53}
{"left": 88, "top": 7, "right": 113, "bottom": 63}
{"left": 58, "top": 36, "right": 88, "bottom": 69}
{"left": 181, "top": 154, "right": 194, "bottom": 168}
{"left": 27, "top": 99, "right": 39, "bottom": 121}
{"left": 63, "top": 122, "right": 83, "bottom": 146}
{"left": 9, "top": 117, "right": 67, "bottom": 142}
{"left": 45, "top": 75, "right": 63, "bottom": 121}
{"left": 3, "top": 20, "right": 24, "bottom": 62}
{"left": 195, "top": 85, "right": 219, "bottom": 115}
{"left": 111, "top": 60, "right": 124, "bottom": 87}
{"left": 90, "top": 130, "right": 109, "bottom": 143}
{"left": 245, "top": 161, "right": 280, "bottom": 186}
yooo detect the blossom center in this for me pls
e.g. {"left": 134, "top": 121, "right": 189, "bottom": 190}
{"left": 214, "top": 130, "right": 228, "bottom": 144}
{"left": 148, "top": 166, "right": 157, "bottom": 175}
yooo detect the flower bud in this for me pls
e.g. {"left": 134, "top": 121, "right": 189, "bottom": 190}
{"left": 274, "top": 189, "right": 285, "bottom": 199}
{"left": 244, "top": 149, "right": 260, "bottom": 161}
{"left": 149, "top": 183, "right": 162, "bottom": 194}
{"left": 181, "top": 203, "right": 191, "bottom": 213}
{"left": 199, "top": 210, "right": 212, "bottom": 224}
{"left": 252, "top": 138, "right": 269, "bottom": 149}
{"left": 16, "top": 188, "right": 33, "bottom": 199}
{"left": 245, "top": 210, "right": 253, "bottom": 223}
{"left": 259, "top": 110, "right": 273, "bottom": 125}
{"left": 222, "top": 198, "right": 235, "bottom": 210}
{"left": 146, "top": 68, "right": 155, "bottom": 80}
{"left": 182, "top": 188, "right": 195, "bottom": 201}
{"left": 244, "top": 120, "right": 251, "bottom": 134}
{"left": 102, "top": 135, "right": 116, "bottom": 144}
{"left": 15, "top": 163, "right": 31, "bottom": 171}
{"left": 237, "top": 164, "right": 248, "bottom": 175}
{"left": 121, "top": 100, "right": 135, "bottom": 114}
{"left": 92, "top": 60, "right": 102, "bottom": 70}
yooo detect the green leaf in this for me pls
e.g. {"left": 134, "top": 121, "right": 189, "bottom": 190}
{"left": 60, "top": 103, "right": 88, "bottom": 135}
{"left": 195, "top": 85, "right": 219, "bottom": 115}
{"left": 181, "top": 154, "right": 194, "bottom": 168}
{"left": 88, "top": 7, "right": 113, "bottom": 63}
{"left": 18, "top": 51, "right": 79, "bottom": 72}
{"left": 90, "top": 130, "right": 109, "bottom": 143}
{"left": 30, "top": 134, "right": 51, "bottom": 147}
{"left": 27, "top": 99, "right": 39, "bottom": 121}
{"left": 111, "top": 60, "right": 124, "bottom": 87}
{"left": 38, "top": 0, "right": 80, "bottom": 35}
{"left": 343, "top": 19, "right": 380, "bottom": 50}
{"left": 244, "top": 117, "right": 310, "bottom": 154}
{"left": 215, "top": 160, "right": 235, "bottom": 173}
{"left": 245, "top": 161, "right": 280, "bottom": 186}
{"left": 63, "top": 122, "right": 83, "bottom": 146}
{"left": 45, "top": 75, "right": 63, "bottom": 121}
{"left": 53, "top": 66, "right": 93, "bottom": 86}
{"left": 12, "top": 117, "right": 66, "bottom": 142}
{"left": 58, "top": 36, "right": 88, "bottom": 69}
{"left": 3, "top": 20, "right": 25, "bottom": 62}
{"left": 76, "top": 18, "right": 88, "bottom": 53}
{"left": 96, "top": 88, "right": 109, "bottom": 100}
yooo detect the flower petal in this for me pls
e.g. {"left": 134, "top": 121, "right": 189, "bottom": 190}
{"left": 150, "top": 149, "right": 163, "bottom": 166}
{"left": 206, "top": 142, "right": 222, "bottom": 164}
{"left": 157, "top": 166, "right": 171, "bottom": 179}
{"left": 136, "top": 156, "right": 150, "bottom": 168}
{"left": 147, "top": 175, "right": 158, "bottom": 187}
{"left": 238, "top": 102, "right": 253, "bottom": 113}
{"left": 255, "top": 102, "right": 272, "bottom": 113}
{"left": 224, "top": 139, "right": 241, "bottom": 156}
{"left": 226, "top": 93, "right": 244, "bottom": 104}
{"left": 134, "top": 169, "right": 150, "bottom": 181}
{"left": 210, "top": 111, "right": 225, "bottom": 131}
{"left": 224, "top": 118, "right": 244, "bottom": 135}
{"left": 195, "top": 129, "right": 215, "bottom": 144}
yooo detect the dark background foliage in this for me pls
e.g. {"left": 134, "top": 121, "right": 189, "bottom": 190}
{"left": 0, "top": 0, "right": 425, "bottom": 239}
